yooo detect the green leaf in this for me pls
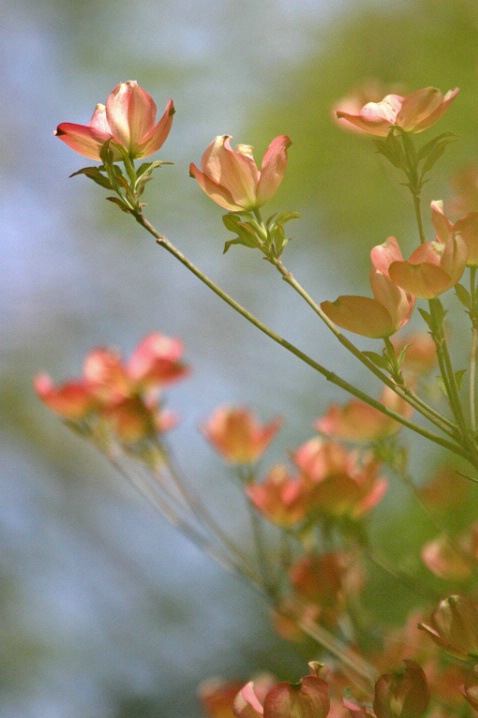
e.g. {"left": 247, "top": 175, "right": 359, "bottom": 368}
{"left": 269, "top": 210, "right": 301, "bottom": 226}
{"left": 454, "top": 368, "right": 467, "bottom": 391}
{"left": 416, "top": 132, "right": 455, "bottom": 162}
{"left": 69, "top": 166, "right": 113, "bottom": 190}
{"left": 105, "top": 196, "right": 132, "bottom": 213}
{"left": 362, "top": 351, "right": 390, "bottom": 371}
{"left": 455, "top": 283, "right": 472, "bottom": 309}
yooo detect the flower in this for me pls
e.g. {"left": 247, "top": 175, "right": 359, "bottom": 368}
{"left": 431, "top": 199, "right": 478, "bottom": 267}
{"left": 246, "top": 465, "right": 309, "bottom": 527}
{"left": 316, "top": 386, "right": 413, "bottom": 443}
{"left": 419, "top": 595, "right": 478, "bottom": 660}
{"left": 190, "top": 135, "right": 291, "bottom": 212}
{"left": 335, "top": 86, "right": 459, "bottom": 137}
{"left": 35, "top": 332, "right": 188, "bottom": 446}
{"left": 201, "top": 407, "right": 282, "bottom": 464}
{"left": 321, "top": 237, "right": 415, "bottom": 338}
{"left": 373, "top": 661, "right": 430, "bottom": 718}
{"left": 292, "top": 438, "right": 387, "bottom": 519}
{"left": 383, "top": 234, "right": 467, "bottom": 299}
{"left": 55, "top": 81, "right": 175, "bottom": 160}
{"left": 234, "top": 664, "right": 330, "bottom": 718}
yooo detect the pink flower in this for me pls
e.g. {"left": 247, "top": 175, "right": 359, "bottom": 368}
{"left": 55, "top": 81, "right": 175, "bottom": 160}
{"left": 35, "top": 332, "right": 188, "bottom": 445}
{"left": 190, "top": 135, "right": 291, "bottom": 211}
{"left": 432, "top": 199, "right": 478, "bottom": 267}
{"left": 201, "top": 407, "right": 282, "bottom": 464}
{"left": 335, "top": 86, "right": 459, "bottom": 137}
{"left": 384, "top": 234, "right": 467, "bottom": 299}
{"left": 292, "top": 438, "right": 387, "bottom": 519}
{"left": 246, "top": 465, "right": 309, "bottom": 527}
{"left": 321, "top": 237, "right": 415, "bottom": 338}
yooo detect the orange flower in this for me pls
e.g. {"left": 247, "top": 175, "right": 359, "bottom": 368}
{"left": 55, "top": 81, "right": 174, "bottom": 160}
{"left": 388, "top": 239, "right": 467, "bottom": 298}
{"left": 335, "top": 86, "right": 458, "bottom": 137}
{"left": 432, "top": 199, "right": 478, "bottom": 267}
{"left": 321, "top": 237, "right": 415, "bottom": 338}
{"left": 316, "top": 386, "right": 412, "bottom": 443}
{"left": 293, "top": 438, "right": 387, "bottom": 519}
{"left": 35, "top": 332, "right": 188, "bottom": 445}
{"left": 190, "top": 135, "right": 291, "bottom": 212}
{"left": 201, "top": 407, "right": 282, "bottom": 464}
{"left": 246, "top": 465, "right": 309, "bottom": 527}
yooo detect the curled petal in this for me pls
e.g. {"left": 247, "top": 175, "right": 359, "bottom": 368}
{"left": 321, "top": 296, "right": 399, "bottom": 338}
{"left": 190, "top": 162, "right": 244, "bottom": 211}
{"left": 371, "top": 237, "right": 405, "bottom": 276}
{"left": 137, "top": 98, "right": 175, "bottom": 157}
{"left": 54, "top": 121, "right": 112, "bottom": 161}
{"left": 202, "top": 135, "right": 259, "bottom": 209}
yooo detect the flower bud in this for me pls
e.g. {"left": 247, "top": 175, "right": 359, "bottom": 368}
{"left": 373, "top": 660, "right": 429, "bottom": 718}
{"left": 419, "top": 595, "right": 478, "bottom": 660}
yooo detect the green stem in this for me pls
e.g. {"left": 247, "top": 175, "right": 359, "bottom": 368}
{"left": 470, "top": 268, "right": 477, "bottom": 432}
{"left": 133, "top": 212, "right": 472, "bottom": 463}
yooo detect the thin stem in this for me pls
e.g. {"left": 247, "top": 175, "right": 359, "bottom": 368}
{"left": 469, "top": 268, "right": 477, "bottom": 432}
{"left": 133, "top": 213, "right": 471, "bottom": 462}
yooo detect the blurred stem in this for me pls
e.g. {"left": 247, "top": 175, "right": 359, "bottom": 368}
{"left": 469, "top": 267, "right": 477, "bottom": 432}
{"left": 133, "top": 212, "right": 470, "bottom": 461}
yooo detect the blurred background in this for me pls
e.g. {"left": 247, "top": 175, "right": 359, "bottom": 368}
{"left": 3, "top": 0, "right": 478, "bottom": 715}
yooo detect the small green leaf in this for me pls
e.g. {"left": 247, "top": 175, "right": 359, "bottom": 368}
{"left": 455, "top": 368, "right": 467, "bottom": 391}
{"left": 106, "top": 196, "right": 132, "bottom": 213}
{"left": 362, "top": 351, "right": 390, "bottom": 371}
{"left": 455, "top": 283, "right": 472, "bottom": 309}
{"left": 69, "top": 166, "right": 113, "bottom": 190}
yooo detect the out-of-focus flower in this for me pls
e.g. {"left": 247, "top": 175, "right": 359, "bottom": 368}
{"left": 200, "top": 675, "right": 277, "bottom": 718}
{"left": 321, "top": 237, "right": 415, "bottom": 338}
{"left": 201, "top": 407, "right": 282, "bottom": 465}
{"left": 421, "top": 529, "right": 477, "bottom": 581}
{"left": 335, "top": 86, "right": 458, "bottom": 137}
{"left": 234, "top": 664, "right": 330, "bottom": 718}
{"left": 316, "top": 386, "right": 412, "bottom": 443}
{"left": 55, "top": 81, "right": 175, "bottom": 160}
{"left": 190, "top": 135, "right": 291, "bottom": 212}
{"left": 461, "top": 665, "right": 478, "bottom": 712}
{"left": 373, "top": 661, "right": 430, "bottom": 718}
{"left": 292, "top": 438, "right": 387, "bottom": 519}
{"left": 35, "top": 332, "right": 188, "bottom": 446}
{"left": 417, "top": 468, "right": 469, "bottom": 512}
{"left": 332, "top": 80, "right": 404, "bottom": 134}
{"left": 373, "top": 234, "right": 467, "bottom": 300}
{"left": 419, "top": 595, "right": 478, "bottom": 660}
{"left": 445, "top": 163, "right": 478, "bottom": 217}
{"left": 246, "top": 465, "right": 309, "bottom": 527}
{"left": 34, "top": 374, "right": 97, "bottom": 420}
{"left": 431, "top": 199, "right": 478, "bottom": 267}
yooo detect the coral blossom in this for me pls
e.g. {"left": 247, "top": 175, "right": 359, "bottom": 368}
{"left": 335, "top": 86, "right": 459, "bottom": 137}
{"left": 35, "top": 332, "right": 188, "bottom": 445}
{"left": 201, "top": 407, "right": 282, "bottom": 464}
{"left": 321, "top": 237, "right": 415, "bottom": 338}
{"left": 55, "top": 81, "right": 174, "bottom": 160}
{"left": 190, "top": 135, "right": 291, "bottom": 211}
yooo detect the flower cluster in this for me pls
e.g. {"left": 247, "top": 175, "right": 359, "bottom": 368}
{"left": 50, "top": 79, "right": 478, "bottom": 718}
{"left": 35, "top": 333, "right": 188, "bottom": 452}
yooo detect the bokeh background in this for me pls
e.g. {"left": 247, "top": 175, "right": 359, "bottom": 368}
{"left": 3, "top": 0, "right": 478, "bottom": 715}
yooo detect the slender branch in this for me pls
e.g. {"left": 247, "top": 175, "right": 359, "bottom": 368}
{"left": 271, "top": 256, "right": 457, "bottom": 438}
{"left": 133, "top": 212, "right": 471, "bottom": 461}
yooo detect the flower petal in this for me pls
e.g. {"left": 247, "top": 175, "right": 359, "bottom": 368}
{"left": 256, "top": 135, "right": 291, "bottom": 207}
{"left": 190, "top": 162, "right": 244, "bottom": 211}
{"left": 321, "top": 296, "right": 396, "bottom": 338}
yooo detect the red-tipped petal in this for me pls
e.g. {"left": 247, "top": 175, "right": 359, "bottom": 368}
{"left": 137, "top": 98, "right": 175, "bottom": 157}
{"left": 54, "top": 121, "right": 112, "bottom": 161}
